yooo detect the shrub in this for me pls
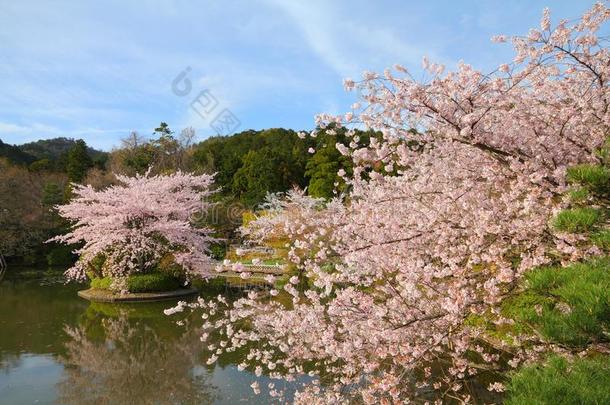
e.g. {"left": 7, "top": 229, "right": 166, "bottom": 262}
{"left": 209, "top": 243, "right": 227, "bottom": 260}
{"left": 90, "top": 273, "right": 181, "bottom": 292}
{"left": 566, "top": 164, "right": 610, "bottom": 192}
{"left": 552, "top": 207, "right": 601, "bottom": 233}
{"left": 505, "top": 355, "right": 610, "bottom": 405}
{"left": 504, "top": 258, "right": 610, "bottom": 347}
{"left": 90, "top": 276, "right": 112, "bottom": 290}
{"left": 155, "top": 254, "right": 185, "bottom": 279}
{"left": 126, "top": 272, "right": 181, "bottom": 292}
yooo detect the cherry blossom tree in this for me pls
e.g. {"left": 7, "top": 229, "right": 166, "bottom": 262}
{"left": 51, "top": 170, "right": 217, "bottom": 289}
{"left": 171, "top": 3, "right": 610, "bottom": 403}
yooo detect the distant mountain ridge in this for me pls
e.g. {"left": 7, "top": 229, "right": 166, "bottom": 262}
{"left": 0, "top": 139, "right": 37, "bottom": 165}
{"left": 0, "top": 137, "right": 106, "bottom": 166}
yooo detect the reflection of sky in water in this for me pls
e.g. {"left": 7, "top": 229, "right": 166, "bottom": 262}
{"left": 0, "top": 357, "right": 275, "bottom": 405}
{"left": 0, "top": 355, "right": 62, "bottom": 404}
{"left": 0, "top": 278, "right": 303, "bottom": 404}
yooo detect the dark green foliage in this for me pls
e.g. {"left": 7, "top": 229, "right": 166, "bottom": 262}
{"left": 566, "top": 164, "right": 610, "bottom": 193}
{"left": 88, "top": 253, "right": 106, "bottom": 278}
{"left": 504, "top": 258, "right": 610, "bottom": 347}
{"left": 66, "top": 140, "right": 93, "bottom": 182}
{"left": 305, "top": 133, "right": 351, "bottom": 199}
{"left": 0, "top": 139, "right": 37, "bottom": 165}
{"left": 91, "top": 153, "right": 108, "bottom": 170}
{"left": 1, "top": 137, "right": 105, "bottom": 177}
{"left": 505, "top": 355, "right": 610, "bottom": 405}
{"left": 552, "top": 207, "right": 602, "bottom": 233}
{"left": 193, "top": 128, "right": 311, "bottom": 207}
{"left": 191, "top": 127, "right": 374, "bottom": 205}
{"left": 209, "top": 243, "right": 227, "bottom": 260}
{"left": 126, "top": 272, "right": 182, "bottom": 292}
{"left": 29, "top": 159, "right": 51, "bottom": 172}
{"left": 123, "top": 143, "right": 157, "bottom": 174}
{"left": 305, "top": 127, "right": 376, "bottom": 199}
{"left": 19, "top": 137, "right": 105, "bottom": 162}
{"left": 154, "top": 122, "right": 173, "bottom": 136}
{"left": 6, "top": 137, "right": 107, "bottom": 173}
{"left": 42, "top": 182, "right": 65, "bottom": 207}
{"left": 232, "top": 148, "right": 284, "bottom": 206}
{"left": 46, "top": 244, "right": 75, "bottom": 266}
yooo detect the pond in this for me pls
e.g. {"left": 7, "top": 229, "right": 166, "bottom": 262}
{"left": 0, "top": 273, "right": 288, "bottom": 404}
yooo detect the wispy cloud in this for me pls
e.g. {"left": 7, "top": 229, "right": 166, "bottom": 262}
{"left": 0, "top": 0, "right": 598, "bottom": 150}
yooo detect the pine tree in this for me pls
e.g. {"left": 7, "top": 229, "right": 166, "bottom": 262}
{"left": 66, "top": 140, "right": 92, "bottom": 182}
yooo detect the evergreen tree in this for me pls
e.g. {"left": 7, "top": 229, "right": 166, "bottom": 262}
{"left": 232, "top": 148, "right": 281, "bottom": 207}
{"left": 66, "top": 140, "right": 93, "bottom": 182}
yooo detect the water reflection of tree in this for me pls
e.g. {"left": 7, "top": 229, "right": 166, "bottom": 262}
{"left": 57, "top": 308, "right": 217, "bottom": 405}
{"left": 0, "top": 353, "right": 22, "bottom": 373}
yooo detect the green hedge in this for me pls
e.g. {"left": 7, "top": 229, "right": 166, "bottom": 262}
{"left": 126, "top": 272, "right": 181, "bottom": 292}
{"left": 90, "top": 276, "right": 112, "bottom": 290}
{"left": 90, "top": 272, "right": 182, "bottom": 292}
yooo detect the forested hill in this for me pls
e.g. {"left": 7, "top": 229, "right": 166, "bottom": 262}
{"left": 19, "top": 137, "right": 107, "bottom": 162}
{"left": 108, "top": 125, "right": 364, "bottom": 205}
{"left": 0, "top": 125, "right": 368, "bottom": 265}
{"left": 0, "top": 137, "right": 107, "bottom": 169}
{"left": 192, "top": 128, "right": 324, "bottom": 205}
{"left": 0, "top": 139, "right": 37, "bottom": 165}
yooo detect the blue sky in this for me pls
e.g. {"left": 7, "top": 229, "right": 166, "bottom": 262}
{"left": 0, "top": 0, "right": 597, "bottom": 150}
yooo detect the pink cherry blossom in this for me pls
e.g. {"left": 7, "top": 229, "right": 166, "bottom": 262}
{"left": 177, "top": 3, "right": 610, "bottom": 403}
{"left": 51, "top": 170, "right": 217, "bottom": 287}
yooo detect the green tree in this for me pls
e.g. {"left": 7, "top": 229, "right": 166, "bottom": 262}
{"left": 192, "top": 128, "right": 312, "bottom": 202}
{"left": 232, "top": 148, "right": 282, "bottom": 207}
{"left": 66, "top": 140, "right": 93, "bottom": 182}
{"left": 154, "top": 122, "right": 173, "bottom": 137}
{"left": 42, "top": 182, "right": 64, "bottom": 207}
{"left": 305, "top": 128, "right": 358, "bottom": 199}
{"left": 124, "top": 144, "right": 156, "bottom": 174}
{"left": 29, "top": 158, "right": 51, "bottom": 172}
{"left": 306, "top": 144, "right": 347, "bottom": 198}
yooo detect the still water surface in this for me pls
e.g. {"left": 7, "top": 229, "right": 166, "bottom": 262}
{"left": 0, "top": 275, "right": 284, "bottom": 404}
